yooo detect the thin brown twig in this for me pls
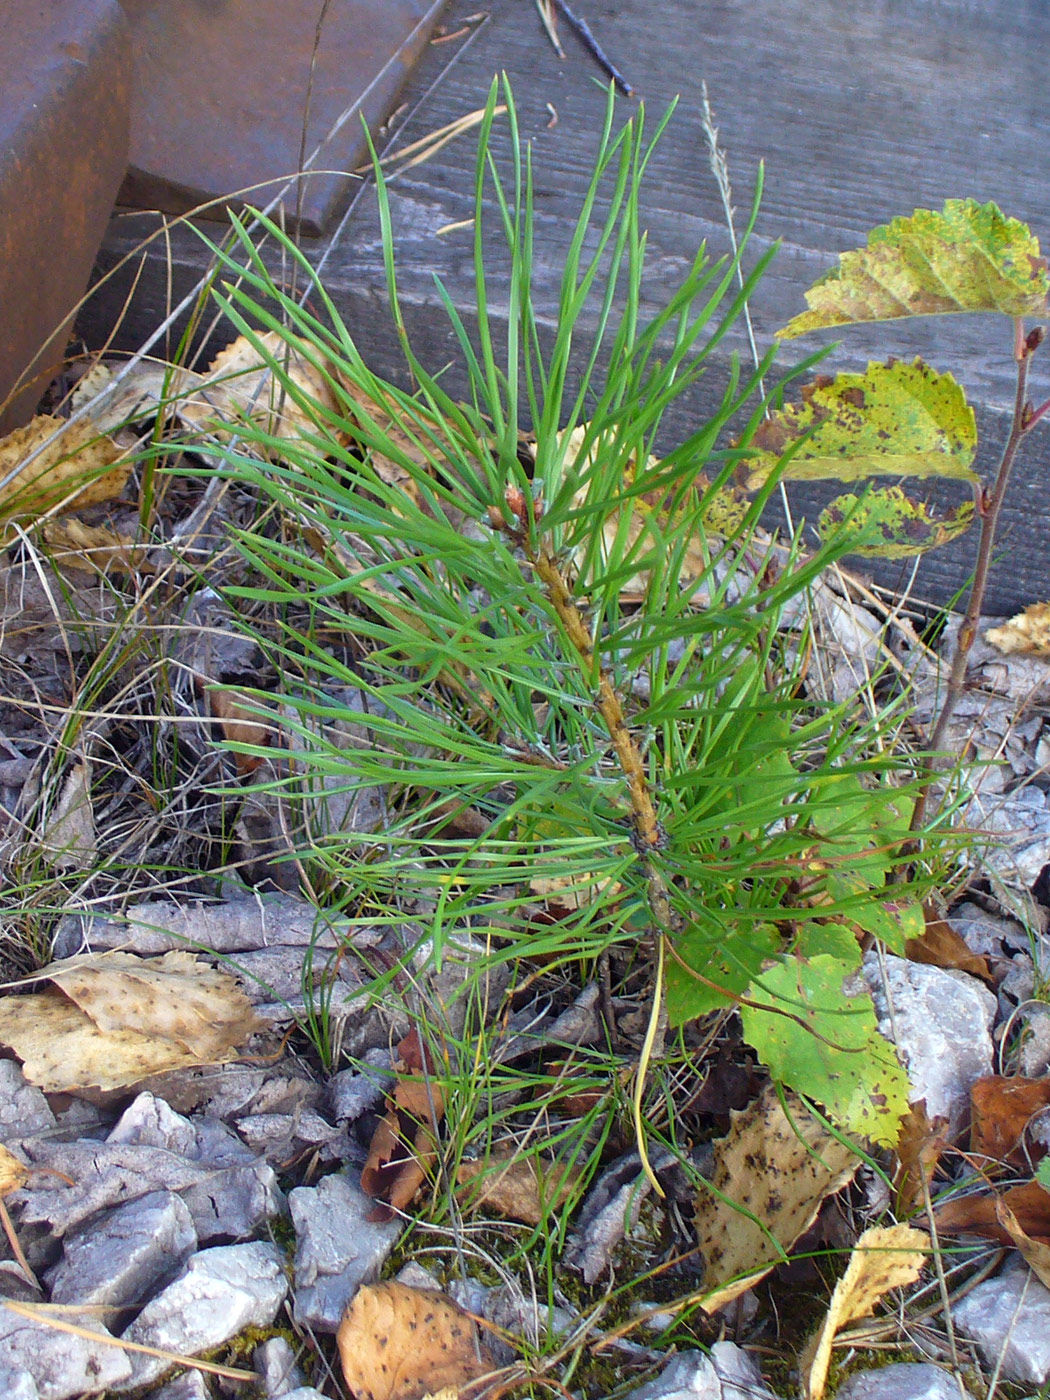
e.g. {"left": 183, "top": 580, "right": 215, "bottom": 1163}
{"left": 910, "top": 319, "right": 1044, "bottom": 834}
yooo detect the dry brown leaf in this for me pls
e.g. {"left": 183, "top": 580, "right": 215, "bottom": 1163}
{"left": 41, "top": 518, "right": 149, "bottom": 575}
{"left": 0, "top": 951, "right": 266, "bottom": 1093}
{"left": 40, "top": 763, "right": 98, "bottom": 871}
{"left": 456, "top": 1153, "right": 581, "bottom": 1226}
{"left": 181, "top": 330, "right": 347, "bottom": 451}
{"left": 0, "top": 414, "right": 129, "bottom": 531}
{"left": 986, "top": 603, "right": 1050, "bottom": 658}
{"left": 893, "top": 1101, "right": 949, "bottom": 1214}
{"left": 337, "top": 1282, "right": 496, "bottom": 1400}
{"left": 906, "top": 914, "right": 994, "bottom": 985}
{"left": 801, "top": 1223, "right": 928, "bottom": 1400}
{"left": 935, "top": 1180, "right": 1050, "bottom": 1246}
{"left": 995, "top": 1197, "right": 1050, "bottom": 1288}
{"left": 970, "top": 1076, "right": 1050, "bottom": 1170}
{"left": 361, "top": 1029, "right": 445, "bottom": 1221}
{"left": 0, "top": 1144, "right": 28, "bottom": 1195}
{"left": 695, "top": 1085, "right": 861, "bottom": 1313}
{"left": 208, "top": 689, "right": 275, "bottom": 775}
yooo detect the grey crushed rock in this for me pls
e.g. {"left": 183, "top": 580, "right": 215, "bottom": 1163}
{"left": 289, "top": 1171, "right": 400, "bottom": 1331}
{"left": 0, "top": 1305, "right": 132, "bottom": 1398}
{"left": 0, "top": 1062, "right": 54, "bottom": 1141}
{"left": 144, "top": 1370, "right": 212, "bottom": 1399}
{"left": 326, "top": 1050, "right": 394, "bottom": 1122}
{"left": 253, "top": 1335, "right": 306, "bottom": 1396}
{"left": 834, "top": 1364, "right": 966, "bottom": 1400}
{"left": 952, "top": 1262, "right": 1050, "bottom": 1384}
{"left": 47, "top": 1189, "right": 196, "bottom": 1307}
{"left": 621, "top": 1344, "right": 774, "bottom": 1400}
{"left": 0, "top": 1369, "right": 38, "bottom": 1399}
{"left": 14, "top": 1092, "right": 282, "bottom": 1243}
{"left": 114, "top": 1241, "right": 288, "bottom": 1391}
{"left": 862, "top": 953, "right": 996, "bottom": 1138}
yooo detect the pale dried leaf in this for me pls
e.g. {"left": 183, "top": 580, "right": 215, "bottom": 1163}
{"left": 0, "top": 988, "right": 202, "bottom": 1092}
{"left": 695, "top": 1086, "right": 860, "bottom": 1312}
{"left": 45, "top": 950, "right": 264, "bottom": 1058}
{"left": 337, "top": 1282, "right": 496, "bottom": 1400}
{"left": 40, "top": 763, "right": 97, "bottom": 870}
{"left": 0, "top": 414, "right": 129, "bottom": 527}
{"left": 801, "top": 1223, "right": 928, "bottom": 1400}
{"left": 996, "top": 1197, "right": 1050, "bottom": 1288}
{"left": 0, "top": 1144, "right": 28, "bottom": 1195}
{"left": 986, "top": 603, "right": 1050, "bottom": 658}
{"left": 182, "top": 331, "right": 345, "bottom": 450}
{"left": 456, "top": 1154, "right": 581, "bottom": 1226}
{"left": 0, "top": 952, "right": 265, "bottom": 1092}
{"left": 41, "top": 518, "right": 148, "bottom": 575}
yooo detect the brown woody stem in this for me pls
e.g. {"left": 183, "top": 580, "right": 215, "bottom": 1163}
{"left": 910, "top": 317, "right": 1037, "bottom": 833}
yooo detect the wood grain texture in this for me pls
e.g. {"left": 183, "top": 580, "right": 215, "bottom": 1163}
{"left": 80, "top": 0, "right": 1050, "bottom": 611}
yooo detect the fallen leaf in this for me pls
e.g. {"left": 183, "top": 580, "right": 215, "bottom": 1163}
{"left": 0, "top": 951, "right": 266, "bottom": 1093}
{"left": 361, "top": 1028, "right": 445, "bottom": 1221}
{"left": 935, "top": 1179, "right": 1050, "bottom": 1246}
{"left": 986, "top": 603, "right": 1050, "bottom": 658}
{"left": 996, "top": 1197, "right": 1050, "bottom": 1287}
{"left": 801, "top": 1223, "right": 928, "bottom": 1400}
{"left": 181, "top": 330, "right": 347, "bottom": 452}
{"left": 337, "top": 1282, "right": 496, "bottom": 1400}
{"left": 695, "top": 1085, "right": 861, "bottom": 1312}
{"left": 0, "top": 1145, "right": 28, "bottom": 1195}
{"left": 906, "top": 914, "right": 994, "bottom": 985}
{"left": 971, "top": 1076, "right": 1050, "bottom": 1170}
{"left": 41, "top": 518, "right": 149, "bottom": 575}
{"left": 893, "top": 1101, "right": 949, "bottom": 1214}
{"left": 456, "top": 1153, "right": 581, "bottom": 1226}
{"left": 0, "top": 414, "right": 129, "bottom": 530}
{"left": 39, "top": 762, "right": 97, "bottom": 871}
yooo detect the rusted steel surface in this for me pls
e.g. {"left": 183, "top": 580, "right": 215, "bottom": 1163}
{"left": 0, "top": 0, "right": 130, "bottom": 433}
{"left": 116, "top": 0, "right": 449, "bottom": 235}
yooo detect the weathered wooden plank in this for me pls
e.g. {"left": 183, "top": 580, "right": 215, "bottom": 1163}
{"left": 80, "top": 0, "right": 1050, "bottom": 612}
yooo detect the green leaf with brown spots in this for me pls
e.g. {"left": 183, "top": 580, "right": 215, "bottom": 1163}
{"left": 780, "top": 199, "right": 1049, "bottom": 338}
{"left": 819, "top": 485, "right": 975, "bottom": 558}
{"left": 743, "top": 359, "right": 977, "bottom": 492}
{"left": 741, "top": 954, "right": 910, "bottom": 1146}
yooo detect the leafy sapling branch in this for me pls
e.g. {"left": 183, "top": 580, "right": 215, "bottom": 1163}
{"left": 759, "top": 199, "right": 1050, "bottom": 833}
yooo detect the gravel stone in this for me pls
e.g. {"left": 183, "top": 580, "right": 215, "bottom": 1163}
{"left": 834, "top": 1363, "right": 965, "bottom": 1400}
{"left": 326, "top": 1052, "right": 394, "bottom": 1122}
{"left": 114, "top": 1241, "right": 288, "bottom": 1391}
{"left": 0, "top": 1370, "right": 39, "bottom": 1399}
{"left": 145, "top": 1372, "right": 212, "bottom": 1400}
{"left": 0, "top": 1305, "right": 132, "bottom": 1398}
{"left": 952, "top": 1262, "right": 1050, "bottom": 1384}
{"left": 622, "top": 1344, "right": 774, "bottom": 1400}
{"left": 0, "top": 1062, "right": 54, "bottom": 1141}
{"left": 863, "top": 953, "right": 996, "bottom": 1137}
{"left": 253, "top": 1336, "right": 305, "bottom": 1396}
{"left": 289, "top": 1172, "right": 400, "bottom": 1330}
{"left": 47, "top": 1189, "right": 196, "bottom": 1307}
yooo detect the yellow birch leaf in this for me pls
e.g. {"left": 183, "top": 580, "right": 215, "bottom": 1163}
{"left": 337, "top": 1282, "right": 496, "bottom": 1400}
{"left": 181, "top": 330, "right": 347, "bottom": 451}
{"left": 0, "top": 414, "right": 128, "bottom": 530}
{"left": 0, "top": 952, "right": 266, "bottom": 1093}
{"left": 0, "top": 1144, "right": 29, "bottom": 1195}
{"left": 801, "top": 1224, "right": 929, "bottom": 1400}
{"left": 986, "top": 603, "right": 1050, "bottom": 658}
{"left": 695, "top": 1085, "right": 860, "bottom": 1312}
{"left": 42, "top": 518, "right": 149, "bottom": 575}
